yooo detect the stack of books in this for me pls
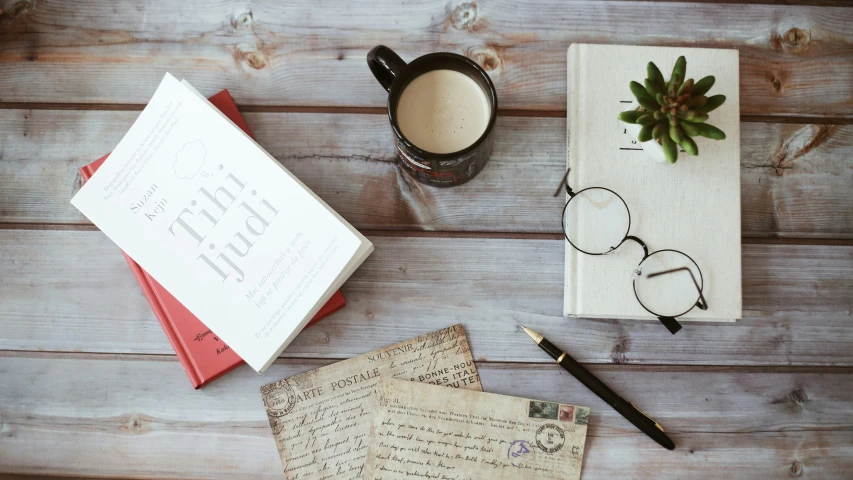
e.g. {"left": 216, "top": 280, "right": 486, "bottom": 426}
{"left": 72, "top": 75, "right": 373, "bottom": 386}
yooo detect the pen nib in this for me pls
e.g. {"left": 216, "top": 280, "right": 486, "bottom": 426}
{"left": 521, "top": 325, "right": 543, "bottom": 344}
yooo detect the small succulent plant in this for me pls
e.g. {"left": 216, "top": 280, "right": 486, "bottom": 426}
{"left": 618, "top": 56, "right": 727, "bottom": 163}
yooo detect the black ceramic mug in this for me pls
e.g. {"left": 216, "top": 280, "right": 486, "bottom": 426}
{"left": 367, "top": 45, "right": 498, "bottom": 187}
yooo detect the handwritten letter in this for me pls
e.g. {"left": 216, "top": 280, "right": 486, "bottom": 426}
{"left": 364, "top": 378, "right": 589, "bottom": 480}
{"left": 260, "top": 325, "right": 482, "bottom": 479}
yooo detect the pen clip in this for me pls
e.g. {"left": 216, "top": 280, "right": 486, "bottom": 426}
{"left": 629, "top": 402, "right": 665, "bottom": 432}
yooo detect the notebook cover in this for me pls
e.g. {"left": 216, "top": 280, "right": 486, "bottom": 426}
{"left": 80, "top": 89, "right": 346, "bottom": 388}
{"left": 565, "top": 44, "right": 742, "bottom": 322}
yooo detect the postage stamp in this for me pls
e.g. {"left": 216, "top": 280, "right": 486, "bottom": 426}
{"left": 260, "top": 379, "right": 297, "bottom": 418}
{"left": 507, "top": 439, "right": 534, "bottom": 467}
{"left": 559, "top": 404, "right": 574, "bottom": 423}
{"left": 574, "top": 407, "right": 590, "bottom": 426}
{"left": 536, "top": 423, "right": 565, "bottom": 453}
{"left": 529, "top": 401, "right": 559, "bottom": 420}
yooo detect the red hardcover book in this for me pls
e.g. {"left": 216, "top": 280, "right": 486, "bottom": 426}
{"left": 80, "top": 90, "right": 346, "bottom": 388}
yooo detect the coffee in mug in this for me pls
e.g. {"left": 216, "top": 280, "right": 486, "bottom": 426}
{"left": 396, "top": 69, "right": 491, "bottom": 154}
{"left": 367, "top": 45, "right": 498, "bottom": 187}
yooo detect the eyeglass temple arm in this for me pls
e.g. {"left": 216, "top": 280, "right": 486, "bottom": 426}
{"left": 553, "top": 169, "right": 575, "bottom": 197}
{"left": 657, "top": 316, "right": 683, "bottom": 335}
{"left": 646, "top": 267, "right": 708, "bottom": 311}
{"left": 645, "top": 267, "right": 708, "bottom": 335}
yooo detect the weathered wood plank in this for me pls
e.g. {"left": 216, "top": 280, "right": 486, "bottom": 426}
{"left": 1, "top": 353, "right": 851, "bottom": 479}
{"left": 1, "top": 1, "right": 852, "bottom": 116}
{"left": 0, "top": 229, "right": 851, "bottom": 366}
{"left": 1, "top": 110, "right": 851, "bottom": 238}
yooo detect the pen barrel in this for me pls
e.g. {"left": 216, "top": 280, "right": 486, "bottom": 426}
{"left": 539, "top": 339, "right": 620, "bottom": 405}
{"left": 537, "top": 337, "right": 675, "bottom": 451}
{"left": 612, "top": 399, "right": 676, "bottom": 450}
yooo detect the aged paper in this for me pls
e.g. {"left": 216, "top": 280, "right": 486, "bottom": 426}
{"left": 260, "top": 325, "right": 482, "bottom": 479}
{"left": 364, "top": 377, "right": 590, "bottom": 480}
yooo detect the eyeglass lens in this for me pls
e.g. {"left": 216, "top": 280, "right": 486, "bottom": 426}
{"left": 563, "top": 188, "right": 630, "bottom": 255}
{"left": 634, "top": 250, "right": 703, "bottom": 317}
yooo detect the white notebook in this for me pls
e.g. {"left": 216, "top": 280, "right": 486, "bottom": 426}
{"left": 72, "top": 73, "right": 373, "bottom": 372}
{"left": 565, "top": 44, "right": 741, "bottom": 322}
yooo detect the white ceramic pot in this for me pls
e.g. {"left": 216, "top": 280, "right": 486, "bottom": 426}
{"left": 622, "top": 101, "right": 667, "bottom": 163}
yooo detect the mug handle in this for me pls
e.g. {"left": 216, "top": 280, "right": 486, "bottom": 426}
{"left": 367, "top": 45, "right": 407, "bottom": 92}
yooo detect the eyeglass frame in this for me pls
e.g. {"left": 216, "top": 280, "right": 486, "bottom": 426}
{"left": 554, "top": 169, "right": 708, "bottom": 334}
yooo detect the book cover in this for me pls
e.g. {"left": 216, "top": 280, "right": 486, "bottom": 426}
{"left": 80, "top": 89, "right": 346, "bottom": 388}
{"left": 72, "top": 74, "right": 372, "bottom": 372}
{"left": 565, "top": 44, "right": 742, "bottom": 322}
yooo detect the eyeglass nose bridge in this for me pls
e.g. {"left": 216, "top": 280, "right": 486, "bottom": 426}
{"left": 622, "top": 235, "right": 649, "bottom": 259}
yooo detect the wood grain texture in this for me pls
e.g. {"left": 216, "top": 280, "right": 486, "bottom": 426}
{"left": 1, "top": 353, "right": 851, "bottom": 479}
{"left": 1, "top": 1, "right": 852, "bottom": 116}
{"left": 1, "top": 229, "right": 851, "bottom": 366}
{"left": 1, "top": 110, "right": 851, "bottom": 238}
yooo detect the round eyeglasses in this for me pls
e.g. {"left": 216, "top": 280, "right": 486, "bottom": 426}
{"left": 556, "top": 169, "right": 708, "bottom": 334}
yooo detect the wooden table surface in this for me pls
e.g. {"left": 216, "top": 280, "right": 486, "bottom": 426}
{"left": 1, "top": 1, "right": 852, "bottom": 478}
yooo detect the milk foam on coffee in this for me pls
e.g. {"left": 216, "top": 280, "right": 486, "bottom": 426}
{"left": 396, "top": 69, "right": 490, "bottom": 154}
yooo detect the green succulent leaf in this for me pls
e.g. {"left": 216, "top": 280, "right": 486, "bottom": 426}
{"left": 630, "top": 81, "right": 651, "bottom": 99}
{"left": 679, "top": 110, "right": 709, "bottom": 123}
{"left": 652, "top": 122, "right": 667, "bottom": 140}
{"left": 630, "top": 81, "right": 659, "bottom": 110}
{"left": 647, "top": 62, "right": 666, "bottom": 90}
{"left": 677, "top": 78, "right": 694, "bottom": 96}
{"left": 669, "top": 124, "right": 685, "bottom": 144}
{"left": 654, "top": 111, "right": 666, "bottom": 120}
{"left": 691, "top": 75, "right": 716, "bottom": 97}
{"left": 697, "top": 94, "right": 726, "bottom": 113}
{"left": 666, "top": 74, "right": 682, "bottom": 96}
{"left": 637, "top": 124, "right": 654, "bottom": 142}
{"left": 686, "top": 95, "right": 707, "bottom": 109}
{"left": 661, "top": 132, "right": 678, "bottom": 163}
{"left": 618, "top": 110, "right": 645, "bottom": 123}
{"left": 637, "top": 113, "right": 658, "bottom": 126}
{"left": 671, "top": 56, "right": 687, "bottom": 84}
{"left": 680, "top": 136, "right": 699, "bottom": 156}
{"left": 645, "top": 78, "right": 664, "bottom": 98}
{"left": 636, "top": 95, "right": 660, "bottom": 111}
{"left": 693, "top": 122, "right": 727, "bottom": 140}
{"left": 680, "top": 121, "right": 700, "bottom": 137}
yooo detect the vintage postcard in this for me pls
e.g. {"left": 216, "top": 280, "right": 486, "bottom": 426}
{"left": 364, "top": 377, "right": 590, "bottom": 480}
{"left": 260, "top": 325, "right": 482, "bottom": 479}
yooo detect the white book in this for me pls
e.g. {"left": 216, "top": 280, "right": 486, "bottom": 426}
{"left": 72, "top": 73, "right": 373, "bottom": 372}
{"left": 565, "top": 44, "right": 741, "bottom": 323}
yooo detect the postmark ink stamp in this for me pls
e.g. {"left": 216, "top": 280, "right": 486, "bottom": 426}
{"left": 507, "top": 439, "right": 533, "bottom": 467}
{"left": 261, "top": 379, "right": 297, "bottom": 418}
{"left": 536, "top": 423, "right": 565, "bottom": 453}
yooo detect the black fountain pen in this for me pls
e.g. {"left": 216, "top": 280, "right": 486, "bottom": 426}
{"left": 522, "top": 326, "right": 675, "bottom": 450}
